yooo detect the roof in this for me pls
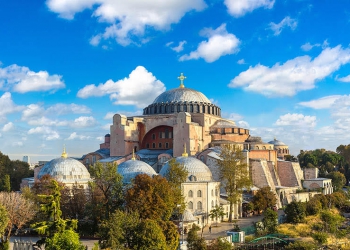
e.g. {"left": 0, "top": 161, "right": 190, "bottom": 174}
{"left": 118, "top": 159, "right": 157, "bottom": 184}
{"left": 152, "top": 87, "right": 211, "bottom": 104}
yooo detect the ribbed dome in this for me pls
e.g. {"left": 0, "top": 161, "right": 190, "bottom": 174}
{"left": 268, "top": 138, "right": 286, "bottom": 146}
{"left": 118, "top": 159, "right": 157, "bottom": 184}
{"left": 152, "top": 87, "right": 211, "bottom": 104}
{"left": 159, "top": 156, "right": 212, "bottom": 182}
{"left": 211, "top": 119, "right": 237, "bottom": 129}
{"left": 38, "top": 156, "right": 91, "bottom": 183}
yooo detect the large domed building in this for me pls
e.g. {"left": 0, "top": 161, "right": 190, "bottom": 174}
{"left": 32, "top": 148, "right": 91, "bottom": 188}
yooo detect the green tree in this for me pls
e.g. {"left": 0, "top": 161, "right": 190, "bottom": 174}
{"left": 45, "top": 229, "right": 85, "bottom": 250}
{"left": 320, "top": 210, "right": 344, "bottom": 233}
{"left": 125, "top": 174, "right": 175, "bottom": 221}
{"left": 133, "top": 219, "right": 167, "bottom": 250}
{"left": 217, "top": 144, "right": 252, "bottom": 222}
{"left": 251, "top": 186, "right": 277, "bottom": 214}
{"left": 285, "top": 241, "right": 317, "bottom": 250}
{"left": 158, "top": 221, "right": 179, "bottom": 250}
{"left": 284, "top": 201, "right": 306, "bottom": 224}
{"left": 326, "top": 171, "right": 346, "bottom": 192}
{"left": 207, "top": 237, "right": 232, "bottom": 250}
{"left": 0, "top": 205, "right": 8, "bottom": 238}
{"left": 262, "top": 208, "right": 278, "bottom": 234}
{"left": 312, "top": 232, "right": 328, "bottom": 246}
{"left": 284, "top": 155, "right": 298, "bottom": 162}
{"left": 0, "top": 175, "right": 10, "bottom": 192}
{"left": 187, "top": 226, "right": 207, "bottom": 250}
{"left": 209, "top": 205, "right": 225, "bottom": 227}
{"left": 306, "top": 197, "right": 322, "bottom": 215}
{"left": 89, "top": 162, "right": 124, "bottom": 220}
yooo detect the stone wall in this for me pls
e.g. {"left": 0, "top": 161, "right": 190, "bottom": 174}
{"left": 277, "top": 161, "right": 303, "bottom": 188}
{"left": 250, "top": 159, "right": 276, "bottom": 190}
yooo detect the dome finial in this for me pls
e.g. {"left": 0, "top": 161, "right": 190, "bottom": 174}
{"left": 61, "top": 144, "right": 67, "bottom": 158}
{"left": 177, "top": 73, "right": 186, "bottom": 88}
{"left": 182, "top": 143, "right": 188, "bottom": 157}
{"left": 132, "top": 148, "right": 136, "bottom": 160}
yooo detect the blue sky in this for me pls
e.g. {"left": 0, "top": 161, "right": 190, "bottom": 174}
{"left": 1, "top": 0, "right": 350, "bottom": 163}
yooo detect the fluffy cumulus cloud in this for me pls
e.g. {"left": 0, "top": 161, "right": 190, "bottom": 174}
{"left": 77, "top": 66, "right": 165, "bottom": 108}
{"left": 66, "top": 132, "right": 91, "bottom": 140}
{"left": 224, "top": 0, "right": 274, "bottom": 17}
{"left": 274, "top": 113, "right": 316, "bottom": 127}
{"left": 179, "top": 24, "right": 240, "bottom": 63}
{"left": 0, "top": 64, "right": 65, "bottom": 93}
{"left": 298, "top": 95, "right": 342, "bottom": 109}
{"left": 47, "top": 0, "right": 206, "bottom": 46}
{"left": 269, "top": 16, "right": 297, "bottom": 36}
{"left": 0, "top": 92, "right": 24, "bottom": 121}
{"left": 229, "top": 45, "right": 350, "bottom": 97}
{"left": 71, "top": 116, "right": 97, "bottom": 128}
{"left": 2, "top": 122, "right": 14, "bottom": 132}
{"left": 28, "top": 126, "right": 60, "bottom": 140}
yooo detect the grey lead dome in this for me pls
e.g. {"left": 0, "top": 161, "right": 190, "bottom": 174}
{"left": 152, "top": 87, "right": 212, "bottom": 104}
{"left": 118, "top": 159, "right": 157, "bottom": 184}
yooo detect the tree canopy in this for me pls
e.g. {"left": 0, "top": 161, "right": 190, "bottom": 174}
{"left": 251, "top": 186, "right": 277, "bottom": 213}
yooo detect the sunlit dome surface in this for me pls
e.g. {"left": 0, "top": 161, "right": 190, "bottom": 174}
{"left": 268, "top": 138, "right": 286, "bottom": 146}
{"left": 38, "top": 154, "right": 91, "bottom": 184}
{"left": 152, "top": 87, "right": 212, "bottom": 104}
{"left": 118, "top": 158, "right": 157, "bottom": 184}
{"left": 160, "top": 156, "right": 212, "bottom": 182}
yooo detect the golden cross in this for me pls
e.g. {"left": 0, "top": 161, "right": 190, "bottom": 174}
{"left": 178, "top": 73, "right": 186, "bottom": 88}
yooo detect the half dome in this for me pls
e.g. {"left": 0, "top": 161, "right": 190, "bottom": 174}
{"left": 159, "top": 156, "right": 212, "bottom": 182}
{"left": 118, "top": 159, "right": 157, "bottom": 184}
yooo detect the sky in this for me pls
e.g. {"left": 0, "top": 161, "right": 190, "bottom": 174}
{"left": 1, "top": 0, "right": 350, "bottom": 163}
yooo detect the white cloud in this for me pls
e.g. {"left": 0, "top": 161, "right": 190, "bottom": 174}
{"left": 47, "top": 0, "right": 206, "bottom": 46}
{"left": 298, "top": 95, "right": 342, "bottom": 109}
{"left": 237, "top": 59, "right": 245, "bottom": 64}
{"left": 2, "top": 122, "right": 14, "bottom": 132}
{"left": 71, "top": 116, "right": 97, "bottom": 128}
{"left": 66, "top": 132, "right": 92, "bottom": 140}
{"left": 269, "top": 16, "right": 297, "bottom": 36}
{"left": 336, "top": 74, "right": 350, "bottom": 82}
{"left": 12, "top": 141, "right": 23, "bottom": 147}
{"left": 224, "top": 0, "right": 274, "bottom": 17}
{"left": 229, "top": 45, "right": 350, "bottom": 97}
{"left": 0, "top": 92, "right": 24, "bottom": 120}
{"left": 180, "top": 24, "right": 240, "bottom": 63}
{"left": 301, "top": 40, "right": 329, "bottom": 51}
{"left": 167, "top": 41, "right": 187, "bottom": 52}
{"left": 47, "top": 103, "right": 91, "bottom": 115}
{"left": 77, "top": 66, "right": 165, "bottom": 108}
{"left": 28, "top": 126, "right": 60, "bottom": 140}
{"left": 274, "top": 113, "right": 316, "bottom": 128}
{"left": 104, "top": 112, "right": 114, "bottom": 120}
{"left": 0, "top": 64, "right": 65, "bottom": 93}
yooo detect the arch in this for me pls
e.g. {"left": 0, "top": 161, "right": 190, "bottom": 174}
{"left": 197, "top": 190, "right": 202, "bottom": 197}
{"left": 211, "top": 200, "right": 214, "bottom": 208}
{"left": 197, "top": 201, "right": 202, "bottom": 210}
{"left": 141, "top": 125, "right": 173, "bottom": 149}
{"left": 188, "top": 201, "right": 193, "bottom": 209}
{"left": 188, "top": 190, "right": 193, "bottom": 198}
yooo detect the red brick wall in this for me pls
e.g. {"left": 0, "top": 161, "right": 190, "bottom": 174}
{"left": 141, "top": 125, "right": 173, "bottom": 150}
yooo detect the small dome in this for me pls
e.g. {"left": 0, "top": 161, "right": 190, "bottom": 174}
{"left": 118, "top": 159, "right": 157, "bottom": 184}
{"left": 211, "top": 119, "right": 237, "bottom": 129}
{"left": 268, "top": 138, "right": 286, "bottom": 146}
{"left": 38, "top": 156, "right": 91, "bottom": 184}
{"left": 152, "top": 87, "right": 211, "bottom": 104}
{"left": 159, "top": 156, "right": 212, "bottom": 182}
{"left": 105, "top": 134, "right": 110, "bottom": 137}
{"left": 245, "top": 136, "right": 263, "bottom": 143}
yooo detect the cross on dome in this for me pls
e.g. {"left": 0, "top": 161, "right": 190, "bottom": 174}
{"left": 178, "top": 73, "right": 186, "bottom": 88}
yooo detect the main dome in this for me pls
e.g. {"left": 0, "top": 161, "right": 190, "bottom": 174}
{"left": 152, "top": 87, "right": 212, "bottom": 104}
{"left": 159, "top": 156, "right": 213, "bottom": 182}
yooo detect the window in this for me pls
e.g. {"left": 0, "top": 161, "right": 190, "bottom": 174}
{"left": 152, "top": 134, "right": 156, "bottom": 139}
{"left": 85, "top": 158, "right": 89, "bottom": 165}
{"left": 200, "top": 155, "right": 205, "bottom": 163}
{"left": 92, "top": 156, "right": 96, "bottom": 163}
{"left": 188, "top": 202, "right": 193, "bottom": 209}
{"left": 159, "top": 143, "right": 162, "bottom": 148}
{"left": 159, "top": 132, "right": 162, "bottom": 139}
{"left": 188, "top": 190, "right": 193, "bottom": 197}
{"left": 215, "top": 189, "right": 218, "bottom": 196}
{"left": 152, "top": 143, "right": 156, "bottom": 149}
{"left": 197, "top": 190, "right": 202, "bottom": 197}
{"left": 211, "top": 200, "right": 214, "bottom": 208}
{"left": 146, "top": 143, "right": 149, "bottom": 149}
{"left": 197, "top": 201, "right": 202, "bottom": 210}
{"left": 211, "top": 189, "right": 214, "bottom": 196}
{"left": 165, "top": 143, "right": 169, "bottom": 149}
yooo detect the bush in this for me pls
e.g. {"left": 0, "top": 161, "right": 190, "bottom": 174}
{"left": 285, "top": 240, "right": 317, "bottom": 250}
{"left": 312, "top": 232, "right": 328, "bottom": 245}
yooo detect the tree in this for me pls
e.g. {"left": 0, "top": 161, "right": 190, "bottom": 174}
{"left": 306, "top": 197, "right": 322, "bottom": 215}
{"left": 284, "top": 201, "right": 306, "bottom": 224}
{"left": 0, "top": 175, "right": 10, "bottom": 192}
{"left": 89, "top": 162, "right": 123, "bottom": 220}
{"left": 284, "top": 155, "right": 298, "bottom": 162}
{"left": 125, "top": 174, "right": 175, "bottom": 221}
{"left": 261, "top": 208, "right": 278, "bottom": 234}
{"left": 133, "top": 219, "right": 167, "bottom": 250}
{"left": 187, "top": 226, "right": 207, "bottom": 250}
{"left": 0, "top": 192, "right": 36, "bottom": 242}
{"left": 326, "top": 172, "right": 346, "bottom": 192}
{"left": 285, "top": 241, "right": 317, "bottom": 250}
{"left": 209, "top": 205, "right": 225, "bottom": 227}
{"left": 217, "top": 144, "right": 252, "bottom": 222}
{"left": 158, "top": 221, "right": 179, "bottom": 250}
{"left": 0, "top": 205, "right": 8, "bottom": 238}
{"left": 45, "top": 229, "right": 85, "bottom": 250}
{"left": 60, "top": 184, "right": 87, "bottom": 220}
{"left": 207, "top": 237, "right": 232, "bottom": 250}
{"left": 320, "top": 210, "right": 344, "bottom": 233}
{"left": 251, "top": 186, "right": 277, "bottom": 214}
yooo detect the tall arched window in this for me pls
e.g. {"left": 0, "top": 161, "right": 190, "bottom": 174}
{"left": 188, "top": 201, "right": 193, "bottom": 209}
{"left": 211, "top": 200, "right": 214, "bottom": 208}
{"left": 197, "top": 201, "right": 202, "bottom": 210}
{"left": 211, "top": 189, "right": 214, "bottom": 196}
{"left": 197, "top": 190, "right": 202, "bottom": 197}
{"left": 188, "top": 190, "right": 193, "bottom": 198}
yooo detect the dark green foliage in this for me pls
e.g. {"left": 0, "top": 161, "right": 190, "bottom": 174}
{"left": 0, "top": 205, "right": 8, "bottom": 236}
{"left": 187, "top": 226, "right": 206, "bottom": 250}
{"left": 326, "top": 172, "right": 346, "bottom": 192}
{"left": 312, "top": 232, "right": 328, "bottom": 245}
{"left": 158, "top": 220, "right": 179, "bottom": 250}
{"left": 285, "top": 241, "right": 317, "bottom": 250}
{"left": 251, "top": 186, "right": 277, "bottom": 213}
{"left": 306, "top": 197, "right": 322, "bottom": 215}
{"left": 0, "top": 175, "right": 10, "bottom": 192}
{"left": 262, "top": 208, "right": 278, "bottom": 234}
{"left": 284, "top": 201, "right": 306, "bottom": 224}
{"left": 0, "top": 240, "right": 9, "bottom": 250}
{"left": 320, "top": 210, "right": 344, "bottom": 233}
{"left": 133, "top": 219, "right": 167, "bottom": 250}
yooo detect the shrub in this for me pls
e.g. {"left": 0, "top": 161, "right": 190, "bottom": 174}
{"left": 285, "top": 240, "right": 317, "bottom": 250}
{"left": 312, "top": 232, "right": 328, "bottom": 245}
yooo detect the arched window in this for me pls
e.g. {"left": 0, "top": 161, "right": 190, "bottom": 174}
{"left": 197, "top": 201, "right": 202, "bottom": 210}
{"left": 152, "top": 143, "right": 156, "bottom": 149}
{"left": 188, "top": 201, "right": 193, "bottom": 209}
{"left": 152, "top": 134, "right": 156, "bottom": 139}
{"left": 146, "top": 143, "right": 149, "bottom": 149}
{"left": 197, "top": 190, "right": 202, "bottom": 197}
{"left": 211, "top": 200, "right": 214, "bottom": 208}
{"left": 159, "top": 143, "right": 162, "bottom": 148}
{"left": 211, "top": 189, "right": 214, "bottom": 196}
{"left": 188, "top": 190, "right": 193, "bottom": 198}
